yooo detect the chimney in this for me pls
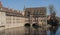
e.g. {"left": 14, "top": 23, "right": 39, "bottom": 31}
{"left": 0, "top": 1, "right": 2, "bottom": 7}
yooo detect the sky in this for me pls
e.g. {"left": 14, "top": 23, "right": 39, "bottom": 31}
{"left": 0, "top": 0, "right": 60, "bottom": 17}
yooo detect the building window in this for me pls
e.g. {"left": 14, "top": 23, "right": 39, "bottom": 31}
{"left": 27, "top": 11, "right": 30, "bottom": 17}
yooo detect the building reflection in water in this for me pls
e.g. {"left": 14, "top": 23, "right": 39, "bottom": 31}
{"left": 0, "top": 26, "right": 59, "bottom": 35}
{"left": 48, "top": 26, "right": 59, "bottom": 35}
{"left": 24, "top": 27, "right": 47, "bottom": 35}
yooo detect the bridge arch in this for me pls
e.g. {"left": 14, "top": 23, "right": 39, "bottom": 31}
{"left": 24, "top": 23, "right": 30, "bottom": 27}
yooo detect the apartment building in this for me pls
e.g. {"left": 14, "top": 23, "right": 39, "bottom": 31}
{"left": 0, "top": 2, "right": 25, "bottom": 29}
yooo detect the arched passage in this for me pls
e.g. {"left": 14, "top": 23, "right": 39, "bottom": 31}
{"left": 24, "top": 23, "right": 30, "bottom": 27}
{"left": 32, "top": 23, "right": 39, "bottom": 29}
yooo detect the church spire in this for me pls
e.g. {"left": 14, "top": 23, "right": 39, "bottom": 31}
{"left": 0, "top": 1, "right": 2, "bottom": 7}
{"left": 24, "top": 5, "right": 25, "bottom": 10}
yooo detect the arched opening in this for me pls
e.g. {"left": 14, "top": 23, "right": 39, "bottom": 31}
{"left": 32, "top": 23, "right": 39, "bottom": 29}
{"left": 24, "top": 23, "right": 30, "bottom": 27}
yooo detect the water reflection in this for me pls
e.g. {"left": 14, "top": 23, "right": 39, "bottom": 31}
{"left": 48, "top": 26, "right": 59, "bottom": 35}
{"left": 24, "top": 27, "right": 47, "bottom": 35}
{"left": 0, "top": 25, "right": 60, "bottom": 35}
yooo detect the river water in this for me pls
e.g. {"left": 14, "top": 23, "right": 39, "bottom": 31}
{"left": 0, "top": 25, "right": 60, "bottom": 35}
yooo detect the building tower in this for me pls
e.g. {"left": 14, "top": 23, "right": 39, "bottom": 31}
{"left": 0, "top": 1, "right": 2, "bottom": 7}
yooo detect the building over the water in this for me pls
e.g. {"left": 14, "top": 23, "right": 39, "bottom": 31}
{"left": 0, "top": 2, "right": 47, "bottom": 29}
{"left": 24, "top": 7, "right": 47, "bottom": 26}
